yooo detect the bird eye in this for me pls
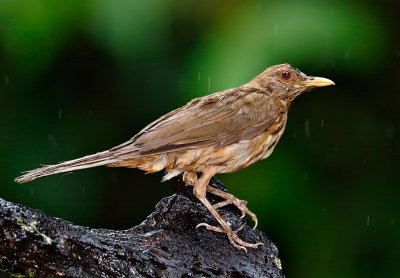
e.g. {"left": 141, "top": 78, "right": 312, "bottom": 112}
{"left": 281, "top": 71, "right": 291, "bottom": 80}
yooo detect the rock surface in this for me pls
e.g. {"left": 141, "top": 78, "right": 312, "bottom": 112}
{"left": 0, "top": 175, "right": 284, "bottom": 277}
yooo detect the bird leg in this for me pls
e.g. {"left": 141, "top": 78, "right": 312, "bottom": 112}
{"left": 182, "top": 171, "right": 197, "bottom": 186}
{"left": 193, "top": 167, "right": 263, "bottom": 251}
{"left": 182, "top": 171, "right": 258, "bottom": 229}
{"left": 207, "top": 186, "right": 258, "bottom": 229}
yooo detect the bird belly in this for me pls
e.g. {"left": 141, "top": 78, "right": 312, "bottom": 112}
{"left": 165, "top": 132, "right": 276, "bottom": 174}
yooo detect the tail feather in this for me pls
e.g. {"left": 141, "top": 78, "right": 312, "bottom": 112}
{"left": 15, "top": 150, "right": 119, "bottom": 183}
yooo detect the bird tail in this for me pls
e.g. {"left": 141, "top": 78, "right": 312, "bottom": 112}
{"left": 15, "top": 150, "right": 119, "bottom": 183}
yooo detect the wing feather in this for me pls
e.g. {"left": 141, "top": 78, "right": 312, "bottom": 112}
{"left": 113, "top": 89, "right": 281, "bottom": 158}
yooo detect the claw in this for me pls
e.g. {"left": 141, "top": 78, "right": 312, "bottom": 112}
{"left": 236, "top": 223, "right": 246, "bottom": 232}
{"left": 255, "top": 242, "right": 264, "bottom": 248}
{"left": 253, "top": 218, "right": 258, "bottom": 230}
{"left": 196, "top": 223, "right": 208, "bottom": 229}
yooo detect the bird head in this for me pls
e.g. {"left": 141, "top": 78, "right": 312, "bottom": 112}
{"left": 246, "top": 63, "right": 334, "bottom": 101}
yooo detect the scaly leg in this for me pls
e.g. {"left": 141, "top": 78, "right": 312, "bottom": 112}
{"left": 207, "top": 186, "right": 258, "bottom": 229}
{"left": 193, "top": 167, "right": 263, "bottom": 251}
{"left": 183, "top": 171, "right": 258, "bottom": 229}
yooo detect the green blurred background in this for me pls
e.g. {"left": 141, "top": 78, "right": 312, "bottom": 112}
{"left": 0, "top": 0, "right": 399, "bottom": 277}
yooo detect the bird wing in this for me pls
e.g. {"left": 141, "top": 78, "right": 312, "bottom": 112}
{"left": 114, "top": 89, "right": 281, "bottom": 157}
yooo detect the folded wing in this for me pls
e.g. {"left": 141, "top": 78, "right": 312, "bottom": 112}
{"left": 113, "top": 89, "right": 281, "bottom": 158}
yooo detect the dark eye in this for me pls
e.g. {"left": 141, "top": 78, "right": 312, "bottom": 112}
{"left": 281, "top": 71, "right": 291, "bottom": 80}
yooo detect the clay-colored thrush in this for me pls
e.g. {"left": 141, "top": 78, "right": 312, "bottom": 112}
{"left": 15, "top": 64, "right": 334, "bottom": 251}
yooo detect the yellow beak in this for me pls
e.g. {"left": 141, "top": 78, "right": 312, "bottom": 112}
{"left": 302, "top": 77, "right": 335, "bottom": 87}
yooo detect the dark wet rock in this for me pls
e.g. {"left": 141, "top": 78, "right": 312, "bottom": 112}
{"left": 0, "top": 176, "right": 284, "bottom": 277}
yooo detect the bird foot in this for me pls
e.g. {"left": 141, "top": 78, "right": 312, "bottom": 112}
{"left": 196, "top": 222, "right": 263, "bottom": 251}
{"left": 213, "top": 197, "right": 259, "bottom": 229}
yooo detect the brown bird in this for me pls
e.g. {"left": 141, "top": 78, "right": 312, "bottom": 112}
{"left": 15, "top": 64, "right": 334, "bottom": 251}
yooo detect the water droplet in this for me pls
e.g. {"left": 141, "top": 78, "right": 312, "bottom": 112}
{"left": 362, "top": 159, "right": 366, "bottom": 164}
{"left": 321, "top": 120, "right": 324, "bottom": 128}
{"left": 397, "top": 50, "right": 400, "bottom": 58}
{"left": 58, "top": 109, "right": 62, "bottom": 119}
{"left": 305, "top": 119, "right": 310, "bottom": 137}
{"left": 274, "top": 24, "right": 278, "bottom": 37}
{"left": 330, "top": 9, "right": 333, "bottom": 15}
{"left": 366, "top": 216, "right": 370, "bottom": 226}
{"left": 198, "top": 72, "right": 201, "bottom": 80}
{"left": 293, "top": 132, "right": 296, "bottom": 138}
